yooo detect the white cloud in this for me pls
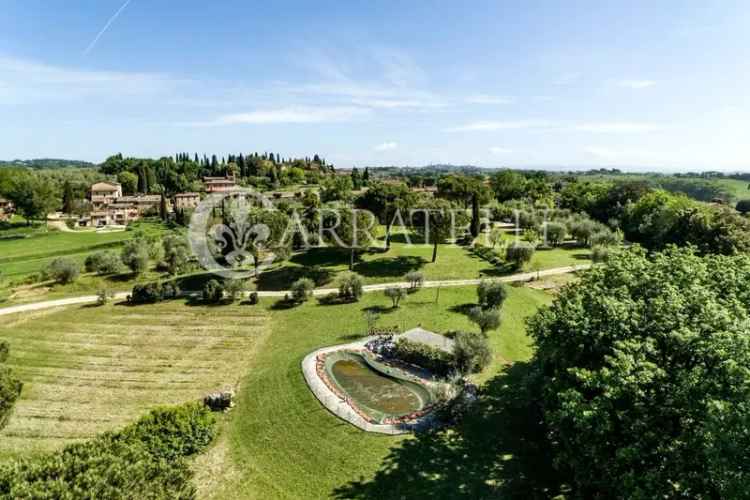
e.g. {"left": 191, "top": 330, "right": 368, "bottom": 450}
{"left": 447, "top": 120, "right": 554, "bottom": 132}
{"left": 489, "top": 147, "right": 513, "bottom": 154}
{"left": 617, "top": 79, "right": 656, "bottom": 89}
{"left": 374, "top": 142, "right": 398, "bottom": 151}
{"left": 465, "top": 95, "right": 514, "bottom": 105}
{"left": 186, "top": 106, "right": 370, "bottom": 127}
{"left": 574, "top": 122, "right": 663, "bottom": 133}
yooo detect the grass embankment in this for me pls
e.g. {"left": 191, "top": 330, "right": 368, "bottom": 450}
{"left": 0, "top": 301, "right": 269, "bottom": 460}
{"left": 208, "top": 284, "right": 553, "bottom": 498}
{"left": 0, "top": 221, "right": 166, "bottom": 279}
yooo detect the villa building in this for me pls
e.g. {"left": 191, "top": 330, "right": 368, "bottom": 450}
{"left": 203, "top": 175, "right": 237, "bottom": 193}
{"left": 90, "top": 182, "right": 123, "bottom": 209}
{"left": 174, "top": 192, "right": 201, "bottom": 210}
{"left": 0, "top": 197, "right": 13, "bottom": 221}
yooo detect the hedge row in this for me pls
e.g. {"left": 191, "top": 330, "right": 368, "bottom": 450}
{"left": 0, "top": 402, "right": 216, "bottom": 499}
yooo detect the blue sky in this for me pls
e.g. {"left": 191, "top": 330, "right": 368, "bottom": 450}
{"left": 2, "top": 1, "right": 749, "bottom": 170}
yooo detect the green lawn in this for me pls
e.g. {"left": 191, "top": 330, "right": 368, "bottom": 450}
{"left": 255, "top": 229, "right": 588, "bottom": 291}
{"left": 208, "top": 284, "right": 554, "bottom": 498}
{"left": 0, "top": 221, "right": 166, "bottom": 279}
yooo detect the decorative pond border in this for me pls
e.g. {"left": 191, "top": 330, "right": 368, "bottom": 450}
{"left": 301, "top": 337, "right": 445, "bottom": 434}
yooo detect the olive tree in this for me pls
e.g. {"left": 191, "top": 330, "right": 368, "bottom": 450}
{"left": 384, "top": 286, "right": 406, "bottom": 308}
{"left": 468, "top": 306, "right": 501, "bottom": 334}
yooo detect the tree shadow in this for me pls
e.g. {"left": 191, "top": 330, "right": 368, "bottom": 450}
{"left": 479, "top": 263, "right": 517, "bottom": 277}
{"left": 448, "top": 303, "right": 477, "bottom": 316}
{"left": 331, "top": 363, "right": 565, "bottom": 499}
{"left": 256, "top": 265, "right": 334, "bottom": 291}
{"left": 354, "top": 256, "right": 426, "bottom": 278}
{"left": 362, "top": 305, "right": 397, "bottom": 314}
{"left": 290, "top": 247, "right": 350, "bottom": 267}
{"left": 573, "top": 253, "right": 591, "bottom": 260}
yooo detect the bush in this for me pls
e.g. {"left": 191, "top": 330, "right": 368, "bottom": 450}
{"left": 223, "top": 279, "right": 246, "bottom": 302}
{"left": 85, "top": 251, "right": 122, "bottom": 275}
{"left": 121, "top": 239, "right": 150, "bottom": 274}
{"left": 338, "top": 273, "right": 364, "bottom": 302}
{"left": 468, "top": 306, "right": 501, "bottom": 334}
{"left": 202, "top": 279, "right": 224, "bottom": 304}
{"left": 405, "top": 271, "right": 424, "bottom": 290}
{"left": 589, "top": 228, "right": 619, "bottom": 248}
{"left": 246, "top": 292, "right": 259, "bottom": 305}
{"left": 736, "top": 199, "right": 750, "bottom": 215}
{"left": 544, "top": 222, "right": 567, "bottom": 246}
{"left": 45, "top": 257, "right": 80, "bottom": 284}
{"left": 505, "top": 242, "right": 535, "bottom": 269}
{"left": 477, "top": 280, "right": 507, "bottom": 310}
{"left": 391, "top": 338, "right": 455, "bottom": 377}
{"left": 290, "top": 278, "right": 315, "bottom": 303}
{"left": 0, "top": 403, "right": 215, "bottom": 499}
{"left": 130, "top": 282, "right": 163, "bottom": 304}
{"left": 453, "top": 331, "right": 492, "bottom": 374}
{"left": 0, "top": 342, "right": 7, "bottom": 363}
{"left": 96, "top": 288, "right": 113, "bottom": 306}
{"left": 384, "top": 286, "right": 406, "bottom": 308}
{"left": 590, "top": 245, "right": 611, "bottom": 263}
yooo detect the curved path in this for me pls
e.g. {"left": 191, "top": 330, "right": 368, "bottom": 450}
{"left": 0, "top": 265, "right": 589, "bottom": 317}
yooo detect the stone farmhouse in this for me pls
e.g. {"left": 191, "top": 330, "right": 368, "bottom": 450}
{"left": 0, "top": 197, "right": 14, "bottom": 221}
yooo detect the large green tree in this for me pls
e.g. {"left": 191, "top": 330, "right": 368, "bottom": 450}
{"left": 527, "top": 246, "right": 750, "bottom": 498}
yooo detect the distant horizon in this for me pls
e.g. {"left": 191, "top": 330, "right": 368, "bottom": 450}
{"left": 2, "top": 156, "right": 749, "bottom": 175}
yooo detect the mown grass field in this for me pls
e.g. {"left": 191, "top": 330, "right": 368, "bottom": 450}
{"left": 0, "top": 301, "right": 269, "bottom": 460}
{"left": 203, "top": 284, "right": 555, "bottom": 499}
{"left": 0, "top": 221, "right": 166, "bottom": 279}
{"left": 256, "top": 228, "right": 588, "bottom": 291}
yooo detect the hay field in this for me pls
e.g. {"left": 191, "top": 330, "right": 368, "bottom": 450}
{"left": 0, "top": 301, "right": 268, "bottom": 459}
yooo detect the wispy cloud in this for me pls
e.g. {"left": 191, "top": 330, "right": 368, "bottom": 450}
{"left": 574, "top": 122, "right": 663, "bottom": 133}
{"left": 374, "top": 142, "right": 398, "bottom": 151}
{"left": 489, "top": 147, "right": 513, "bottom": 154}
{"left": 466, "top": 95, "right": 514, "bottom": 105}
{"left": 84, "top": 0, "right": 133, "bottom": 55}
{"left": 0, "top": 55, "right": 178, "bottom": 104}
{"left": 617, "top": 79, "right": 656, "bottom": 89}
{"left": 447, "top": 120, "right": 554, "bottom": 132}
{"left": 184, "top": 106, "right": 370, "bottom": 127}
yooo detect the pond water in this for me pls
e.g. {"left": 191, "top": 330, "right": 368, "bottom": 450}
{"left": 330, "top": 356, "right": 426, "bottom": 416}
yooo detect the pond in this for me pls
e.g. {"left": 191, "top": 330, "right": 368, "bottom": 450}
{"left": 328, "top": 353, "right": 432, "bottom": 417}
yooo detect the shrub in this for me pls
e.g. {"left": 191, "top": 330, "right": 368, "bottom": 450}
{"left": 453, "top": 331, "right": 492, "bottom": 374}
{"left": 223, "top": 279, "right": 246, "bottom": 302}
{"left": 121, "top": 239, "right": 150, "bottom": 274}
{"left": 85, "top": 251, "right": 122, "bottom": 275}
{"left": 589, "top": 228, "right": 619, "bottom": 248}
{"left": 0, "top": 342, "right": 7, "bottom": 363}
{"left": 591, "top": 245, "right": 611, "bottom": 263}
{"left": 544, "top": 222, "right": 567, "bottom": 246}
{"left": 384, "top": 286, "right": 406, "bottom": 308}
{"left": 505, "top": 242, "right": 535, "bottom": 269}
{"left": 130, "top": 282, "right": 164, "bottom": 304}
{"left": 391, "top": 338, "right": 455, "bottom": 377}
{"left": 45, "top": 257, "right": 80, "bottom": 284}
{"left": 477, "top": 280, "right": 507, "bottom": 310}
{"left": 96, "top": 288, "right": 113, "bottom": 306}
{"left": 246, "top": 292, "right": 259, "bottom": 305}
{"left": 202, "top": 279, "right": 224, "bottom": 304}
{"left": 405, "top": 271, "right": 424, "bottom": 290}
{"left": 468, "top": 306, "right": 501, "bottom": 334}
{"left": 338, "top": 273, "right": 364, "bottom": 302}
{"left": 736, "top": 199, "right": 750, "bottom": 215}
{"left": 290, "top": 278, "right": 315, "bottom": 303}
{"left": 0, "top": 403, "right": 215, "bottom": 498}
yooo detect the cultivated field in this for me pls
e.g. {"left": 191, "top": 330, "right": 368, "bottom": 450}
{"left": 0, "top": 301, "right": 269, "bottom": 459}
